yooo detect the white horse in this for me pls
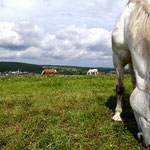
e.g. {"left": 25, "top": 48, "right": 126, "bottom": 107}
{"left": 112, "top": 0, "right": 150, "bottom": 147}
{"left": 87, "top": 69, "right": 98, "bottom": 75}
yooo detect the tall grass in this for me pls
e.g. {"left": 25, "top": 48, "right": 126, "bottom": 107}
{"left": 0, "top": 75, "right": 145, "bottom": 149}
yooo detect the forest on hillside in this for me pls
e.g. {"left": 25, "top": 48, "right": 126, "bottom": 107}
{"left": 0, "top": 62, "right": 43, "bottom": 73}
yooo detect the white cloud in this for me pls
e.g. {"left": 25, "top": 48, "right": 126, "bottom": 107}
{"left": 0, "top": 0, "right": 128, "bottom": 32}
{"left": 0, "top": 0, "right": 128, "bottom": 67}
{"left": 0, "top": 22, "right": 44, "bottom": 50}
{"left": 0, "top": 22, "right": 112, "bottom": 66}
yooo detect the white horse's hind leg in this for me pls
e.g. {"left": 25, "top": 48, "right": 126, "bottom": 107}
{"left": 112, "top": 53, "right": 125, "bottom": 121}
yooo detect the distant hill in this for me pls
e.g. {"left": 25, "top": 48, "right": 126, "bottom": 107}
{"left": 0, "top": 62, "right": 129, "bottom": 75}
{"left": 0, "top": 62, "right": 43, "bottom": 73}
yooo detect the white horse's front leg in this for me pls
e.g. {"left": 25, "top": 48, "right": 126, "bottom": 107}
{"left": 112, "top": 53, "right": 125, "bottom": 122}
{"left": 112, "top": 95, "right": 123, "bottom": 121}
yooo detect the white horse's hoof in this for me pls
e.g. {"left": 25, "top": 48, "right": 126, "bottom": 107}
{"left": 112, "top": 114, "right": 122, "bottom": 121}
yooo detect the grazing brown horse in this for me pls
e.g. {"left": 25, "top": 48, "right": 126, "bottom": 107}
{"left": 41, "top": 69, "right": 57, "bottom": 76}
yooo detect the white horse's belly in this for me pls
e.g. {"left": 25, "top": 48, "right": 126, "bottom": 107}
{"left": 134, "top": 68, "right": 150, "bottom": 92}
{"left": 127, "top": 40, "right": 150, "bottom": 92}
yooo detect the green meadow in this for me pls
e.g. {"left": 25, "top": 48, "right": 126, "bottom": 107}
{"left": 0, "top": 75, "right": 146, "bottom": 149}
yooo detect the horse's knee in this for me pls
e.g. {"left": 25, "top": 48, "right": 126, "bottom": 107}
{"left": 116, "top": 84, "right": 125, "bottom": 95}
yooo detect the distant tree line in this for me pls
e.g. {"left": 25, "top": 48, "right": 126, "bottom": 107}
{"left": 0, "top": 62, "right": 43, "bottom": 73}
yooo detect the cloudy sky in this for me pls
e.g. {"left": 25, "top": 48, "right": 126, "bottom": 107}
{"left": 0, "top": 0, "right": 128, "bottom": 67}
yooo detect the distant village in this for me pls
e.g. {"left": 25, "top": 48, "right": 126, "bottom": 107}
{"left": 0, "top": 69, "right": 38, "bottom": 76}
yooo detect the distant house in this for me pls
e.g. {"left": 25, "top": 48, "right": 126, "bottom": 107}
{"left": 23, "top": 72, "right": 29, "bottom": 75}
{"left": 10, "top": 69, "right": 22, "bottom": 75}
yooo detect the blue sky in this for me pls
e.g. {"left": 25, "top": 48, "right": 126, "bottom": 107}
{"left": 0, "top": 0, "right": 128, "bottom": 67}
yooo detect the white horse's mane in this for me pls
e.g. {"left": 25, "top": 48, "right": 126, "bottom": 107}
{"left": 129, "top": 0, "right": 150, "bottom": 41}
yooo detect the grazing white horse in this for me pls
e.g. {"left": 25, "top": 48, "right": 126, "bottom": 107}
{"left": 112, "top": 0, "right": 150, "bottom": 147}
{"left": 87, "top": 69, "right": 98, "bottom": 75}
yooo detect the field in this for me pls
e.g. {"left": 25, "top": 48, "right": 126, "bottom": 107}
{"left": 0, "top": 75, "right": 146, "bottom": 149}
